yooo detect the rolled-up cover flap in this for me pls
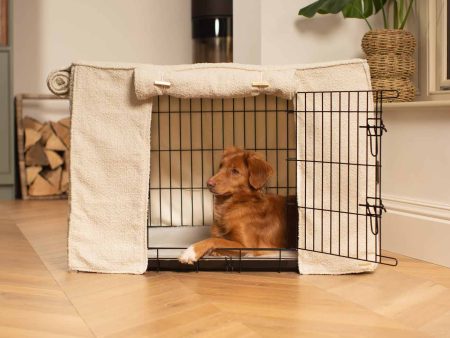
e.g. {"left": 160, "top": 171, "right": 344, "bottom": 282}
{"left": 134, "top": 63, "right": 298, "bottom": 100}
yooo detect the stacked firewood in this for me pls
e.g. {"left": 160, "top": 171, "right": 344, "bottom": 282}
{"left": 22, "top": 116, "right": 70, "bottom": 197}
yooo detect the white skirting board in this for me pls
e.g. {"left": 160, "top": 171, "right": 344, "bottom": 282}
{"left": 382, "top": 196, "right": 450, "bottom": 268}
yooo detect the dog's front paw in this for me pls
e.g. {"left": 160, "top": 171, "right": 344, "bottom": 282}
{"left": 178, "top": 245, "right": 198, "bottom": 265}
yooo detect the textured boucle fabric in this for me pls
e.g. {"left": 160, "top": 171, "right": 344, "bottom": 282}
{"left": 68, "top": 65, "right": 152, "bottom": 274}
{"left": 293, "top": 62, "right": 378, "bottom": 274}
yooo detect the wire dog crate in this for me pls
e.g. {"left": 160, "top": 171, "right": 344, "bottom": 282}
{"left": 147, "top": 90, "right": 398, "bottom": 272}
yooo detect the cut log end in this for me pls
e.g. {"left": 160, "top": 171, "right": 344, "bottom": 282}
{"left": 61, "top": 169, "right": 69, "bottom": 193}
{"left": 46, "top": 134, "right": 67, "bottom": 151}
{"left": 51, "top": 121, "right": 70, "bottom": 149}
{"left": 23, "top": 116, "right": 43, "bottom": 131}
{"left": 59, "top": 117, "right": 71, "bottom": 129}
{"left": 39, "top": 123, "right": 54, "bottom": 143}
{"left": 28, "top": 175, "right": 60, "bottom": 196}
{"left": 44, "top": 150, "right": 64, "bottom": 170}
{"left": 25, "top": 128, "right": 42, "bottom": 151}
{"left": 25, "top": 143, "right": 49, "bottom": 166}
{"left": 41, "top": 167, "right": 62, "bottom": 190}
{"left": 26, "top": 166, "right": 42, "bottom": 186}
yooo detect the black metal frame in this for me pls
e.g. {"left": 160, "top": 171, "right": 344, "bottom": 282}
{"left": 147, "top": 90, "right": 398, "bottom": 272}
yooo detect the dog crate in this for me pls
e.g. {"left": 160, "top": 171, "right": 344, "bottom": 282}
{"left": 146, "top": 90, "right": 398, "bottom": 272}
{"left": 48, "top": 61, "right": 398, "bottom": 275}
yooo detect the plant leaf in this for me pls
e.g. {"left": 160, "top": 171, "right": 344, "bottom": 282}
{"left": 373, "top": 0, "right": 388, "bottom": 13}
{"left": 400, "top": 0, "right": 415, "bottom": 29}
{"left": 399, "top": 0, "right": 405, "bottom": 20}
{"left": 342, "top": 0, "right": 372, "bottom": 19}
{"left": 393, "top": 0, "right": 399, "bottom": 29}
{"left": 363, "top": 0, "right": 373, "bottom": 17}
{"left": 299, "top": 0, "right": 354, "bottom": 17}
{"left": 298, "top": 0, "right": 327, "bottom": 17}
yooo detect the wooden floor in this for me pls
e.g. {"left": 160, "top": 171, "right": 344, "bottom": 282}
{"left": 0, "top": 201, "right": 449, "bottom": 338}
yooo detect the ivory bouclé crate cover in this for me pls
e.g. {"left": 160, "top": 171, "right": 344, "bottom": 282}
{"left": 47, "top": 60, "right": 378, "bottom": 274}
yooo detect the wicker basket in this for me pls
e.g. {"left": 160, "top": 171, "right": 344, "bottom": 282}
{"left": 362, "top": 29, "right": 416, "bottom": 102}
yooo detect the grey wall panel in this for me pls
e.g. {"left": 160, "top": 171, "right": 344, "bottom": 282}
{"left": 0, "top": 51, "right": 13, "bottom": 184}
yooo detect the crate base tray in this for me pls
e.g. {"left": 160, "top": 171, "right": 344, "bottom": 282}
{"left": 147, "top": 257, "right": 299, "bottom": 272}
{"left": 147, "top": 248, "right": 299, "bottom": 272}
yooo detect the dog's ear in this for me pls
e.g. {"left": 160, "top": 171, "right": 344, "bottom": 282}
{"left": 247, "top": 153, "right": 273, "bottom": 190}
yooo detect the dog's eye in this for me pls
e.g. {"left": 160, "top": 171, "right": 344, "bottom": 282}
{"left": 231, "top": 168, "right": 239, "bottom": 175}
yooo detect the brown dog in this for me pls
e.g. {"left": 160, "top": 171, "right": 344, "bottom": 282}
{"left": 179, "top": 147, "right": 295, "bottom": 264}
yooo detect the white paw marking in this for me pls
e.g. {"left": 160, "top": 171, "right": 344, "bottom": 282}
{"left": 178, "top": 245, "right": 197, "bottom": 265}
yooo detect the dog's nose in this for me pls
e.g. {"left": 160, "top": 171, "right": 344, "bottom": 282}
{"left": 207, "top": 178, "right": 216, "bottom": 189}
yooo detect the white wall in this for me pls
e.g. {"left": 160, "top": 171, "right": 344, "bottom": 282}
{"left": 233, "top": 0, "right": 261, "bottom": 64}
{"left": 14, "top": 0, "right": 192, "bottom": 120}
{"left": 382, "top": 104, "right": 450, "bottom": 267}
{"left": 234, "top": 0, "right": 383, "bottom": 64}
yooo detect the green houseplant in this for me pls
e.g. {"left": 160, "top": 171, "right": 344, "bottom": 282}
{"left": 298, "top": 0, "right": 416, "bottom": 102}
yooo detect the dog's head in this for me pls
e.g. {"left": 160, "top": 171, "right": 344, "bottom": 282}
{"left": 207, "top": 147, "right": 273, "bottom": 196}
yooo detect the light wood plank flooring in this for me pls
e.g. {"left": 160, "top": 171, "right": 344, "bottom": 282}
{"left": 0, "top": 200, "right": 448, "bottom": 337}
